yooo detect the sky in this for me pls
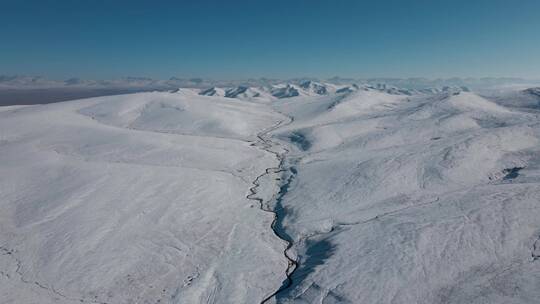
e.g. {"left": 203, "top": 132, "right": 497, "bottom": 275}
{"left": 1, "top": 0, "right": 540, "bottom": 80}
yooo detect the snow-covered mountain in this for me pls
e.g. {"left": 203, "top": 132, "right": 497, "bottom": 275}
{"left": 298, "top": 80, "right": 329, "bottom": 95}
{"left": 0, "top": 91, "right": 286, "bottom": 303}
{"left": 266, "top": 89, "right": 540, "bottom": 303}
{"left": 224, "top": 86, "right": 269, "bottom": 100}
{"left": 198, "top": 86, "right": 226, "bottom": 97}
{"left": 196, "top": 82, "right": 356, "bottom": 101}
{"left": 192, "top": 81, "right": 478, "bottom": 103}
{"left": 1, "top": 84, "right": 540, "bottom": 304}
{"left": 490, "top": 87, "right": 540, "bottom": 110}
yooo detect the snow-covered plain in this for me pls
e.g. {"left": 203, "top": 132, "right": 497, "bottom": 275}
{"left": 1, "top": 82, "right": 540, "bottom": 303}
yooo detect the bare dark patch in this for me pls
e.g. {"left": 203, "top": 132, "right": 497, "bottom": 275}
{"left": 503, "top": 167, "right": 524, "bottom": 180}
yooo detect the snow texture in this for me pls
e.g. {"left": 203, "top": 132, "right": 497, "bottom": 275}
{"left": 1, "top": 84, "right": 540, "bottom": 304}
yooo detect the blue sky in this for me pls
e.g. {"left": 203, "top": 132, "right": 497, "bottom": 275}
{"left": 2, "top": 0, "right": 540, "bottom": 79}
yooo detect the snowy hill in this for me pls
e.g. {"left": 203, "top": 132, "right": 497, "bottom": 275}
{"left": 1, "top": 87, "right": 540, "bottom": 303}
{"left": 199, "top": 87, "right": 226, "bottom": 97}
{"left": 298, "top": 81, "right": 329, "bottom": 95}
{"left": 0, "top": 92, "right": 286, "bottom": 303}
{"left": 271, "top": 84, "right": 301, "bottom": 99}
{"left": 195, "top": 82, "right": 356, "bottom": 101}
{"left": 267, "top": 89, "right": 540, "bottom": 303}
{"left": 490, "top": 87, "right": 540, "bottom": 110}
{"left": 193, "top": 82, "right": 474, "bottom": 103}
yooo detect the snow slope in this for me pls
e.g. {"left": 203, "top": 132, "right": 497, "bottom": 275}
{"left": 490, "top": 87, "right": 540, "bottom": 110}
{"left": 267, "top": 89, "right": 540, "bottom": 303}
{"left": 0, "top": 92, "right": 288, "bottom": 304}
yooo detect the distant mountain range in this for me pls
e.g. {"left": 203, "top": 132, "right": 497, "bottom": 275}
{"left": 1, "top": 75, "right": 538, "bottom": 91}
{"left": 192, "top": 81, "right": 471, "bottom": 101}
{"left": 2, "top": 75, "right": 539, "bottom": 106}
